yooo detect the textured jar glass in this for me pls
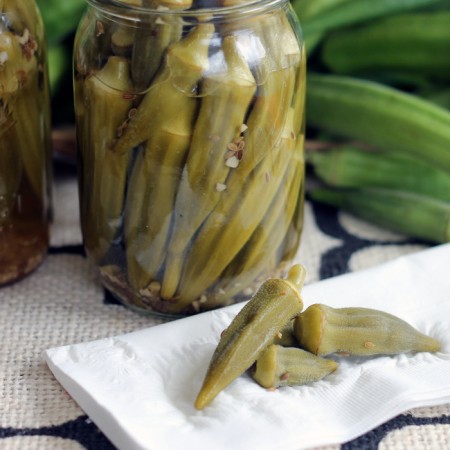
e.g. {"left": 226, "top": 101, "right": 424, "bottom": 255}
{"left": 0, "top": 0, "right": 52, "bottom": 285}
{"left": 74, "top": 0, "right": 306, "bottom": 316}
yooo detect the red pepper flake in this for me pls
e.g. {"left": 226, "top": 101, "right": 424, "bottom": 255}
{"left": 236, "top": 150, "right": 243, "bottom": 161}
{"left": 17, "top": 70, "right": 27, "bottom": 85}
{"left": 237, "top": 140, "right": 245, "bottom": 151}
{"left": 122, "top": 92, "right": 136, "bottom": 101}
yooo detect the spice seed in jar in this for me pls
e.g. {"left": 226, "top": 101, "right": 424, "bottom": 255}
{"left": 226, "top": 156, "right": 240, "bottom": 169}
{"left": 216, "top": 183, "right": 227, "bottom": 192}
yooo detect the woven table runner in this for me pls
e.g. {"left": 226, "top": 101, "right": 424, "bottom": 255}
{"left": 1, "top": 165, "right": 449, "bottom": 450}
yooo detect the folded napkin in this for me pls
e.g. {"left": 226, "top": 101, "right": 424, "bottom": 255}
{"left": 46, "top": 244, "right": 450, "bottom": 450}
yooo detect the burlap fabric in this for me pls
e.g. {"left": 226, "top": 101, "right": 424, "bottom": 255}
{"left": 1, "top": 167, "right": 449, "bottom": 449}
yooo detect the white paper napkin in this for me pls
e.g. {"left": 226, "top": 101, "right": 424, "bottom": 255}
{"left": 45, "top": 244, "right": 450, "bottom": 450}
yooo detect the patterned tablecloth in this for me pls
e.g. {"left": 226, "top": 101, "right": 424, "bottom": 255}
{"left": 1, "top": 164, "right": 449, "bottom": 450}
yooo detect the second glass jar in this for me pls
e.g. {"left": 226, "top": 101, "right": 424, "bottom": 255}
{"left": 74, "top": 0, "right": 306, "bottom": 316}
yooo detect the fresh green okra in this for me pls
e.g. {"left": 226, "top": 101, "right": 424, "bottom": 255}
{"left": 79, "top": 56, "right": 133, "bottom": 263}
{"left": 321, "top": 12, "right": 450, "bottom": 82}
{"left": 195, "top": 264, "right": 306, "bottom": 410}
{"left": 310, "top": 187, "right": 450, "bottom": 244}
{"left": 161, "top": 35, "right": 257, "bottom": 300}
{"left": 300, "top": 0, "right": 443, "bottom": 37}
{"left": 294, "top": 304, "right": 441, "bottom": 356}
{"left": 309, "top": 147, "right": 450, "bottom": 203}
{"left": 307, "top": 74, "right": 450, "bottom": 174}
{"left": 252, "top": 345, "right": 338, "bottom": 389}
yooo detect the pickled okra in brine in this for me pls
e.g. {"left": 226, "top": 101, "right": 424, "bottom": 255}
{"left": 74, "top": 0, "right": 306, "bottom": 315}
{"left": 0, "top": 0, "right": 52, "bottom": 285}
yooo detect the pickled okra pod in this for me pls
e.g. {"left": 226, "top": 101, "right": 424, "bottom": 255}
{"left": 252, "top": 345, "right": 338, "bottom": 389}
{"left": 161, "top": 34, "right": 257, "bottom": 299}
{"left": 130, "top": 0, "right": 191, "bottom": 91}
{"left": 215, "top": 147, "right": 304, "bottom": 303}
{"left": 294, "top": 304, "right": 441, "bottom": 356}
{"left": 113, "top": 24, "right": 213, "bottom": 155}
{"left": 79, "top": 56, "right": 133, "bottom": 263}
{"left": 0, "top": 24, "right": 46, "bottom": 201}
{"left": 195, "top": 265, "right": 306, "bottom": 410}
{"left": 217, "top": 44, "right": 306, "bottom": 298}
{"left": 124, "top": 24, "right": 213, "bottom": 289}
{"left": 176, "top": 107, "right": 299, "bottom": 307}
{"left": 125, "top": 107, "right": 196, "bottom": 290}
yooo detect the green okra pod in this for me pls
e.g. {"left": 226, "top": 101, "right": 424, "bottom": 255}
{"left": 306, "top": 74, "right": 450, "bottom": 174}
{"left": 309, "top": 147, "right": 450, "bottom": 203}
{"left": 176, "top": 108, "right": 298, "bottom": 308}
{"left": 125, "top": 108, "right": 196, "bottom": 290}
{"left": 79, "top": 56, "right": 133, "bottom": 263}
{"left": 424, "top": 87, "right": 450, "bottom": 110}
{"left": 195, "top": 264, "right": 306, "bottom": 410}
{"left": 161, "top": 34, "right": 257, "bottom": 299}
{"left": 122, "top": 24, "right": 213, "bottom": 290}
{"left": 113, "top": 23, "right": 214, "bottom": 155}
{"left": 131, "top": 0, "right": 191, "bottom": 91}
{"left": 216, "top": 152, "right": 304, "bottom": 303}
{"left": 310, "top": 187, "right": 450, "bottom": 244}
{"left": 272, "top": 320, "right": 298, "bottom": 347}
{"left": 294, "top": 304, "right": 441, "bottom": 357}
{"left": 252, "top": 345, "right": 338, "bottom": 389}
{"left": 321, "top": 12, "right": 450, "bottom": 82}
{"left": 301, "top": 0, "right": 444, "bottom": 37}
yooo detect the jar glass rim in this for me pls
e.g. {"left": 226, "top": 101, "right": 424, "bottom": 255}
{"left": 86, "top": 0, "right": 288, "bottom": 18}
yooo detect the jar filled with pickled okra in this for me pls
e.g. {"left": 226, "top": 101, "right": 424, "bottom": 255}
{"left": 74, "top": 0, "right": 306, "bottom": 316}
{"left": 0, "top": 0, "right": 52, "bottom": 285}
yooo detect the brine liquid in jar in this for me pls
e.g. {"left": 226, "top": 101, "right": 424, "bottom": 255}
{"left": 74, "top": 0, "right": 306, "bottom": 316}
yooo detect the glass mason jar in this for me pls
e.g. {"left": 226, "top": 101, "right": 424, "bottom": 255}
{"left": 74, "top": 0, "right": 306, "bottom": 316}
{"left": 0, "top": 0, "right": 52, "bottom": 285}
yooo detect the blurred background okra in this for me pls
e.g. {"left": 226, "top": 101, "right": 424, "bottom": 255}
{"left": 292, "top": 0, "right": 450, "bottom": 244}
